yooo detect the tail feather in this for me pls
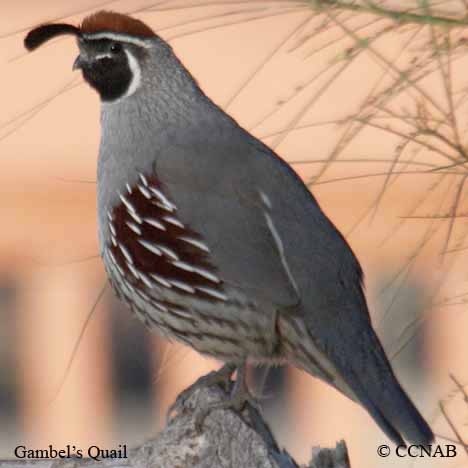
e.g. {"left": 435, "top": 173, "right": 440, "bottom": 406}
{"left": 350, "top": 381, "right": 404, "bottom": 446}
{"left": 290, "top": 324, "right": 435, "bottom": 445}
{"left": 279, "top": 313, "right": 434, "bottom": 445}
{"left": 346, "top": 363, "right": 434, "bottom": 445}
{"left": 333, "top": 328, "right": 435, "bottom": 446}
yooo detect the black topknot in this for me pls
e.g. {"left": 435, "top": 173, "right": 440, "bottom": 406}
{"left": 24, "top": 23, "right": 80, "bottom": 51}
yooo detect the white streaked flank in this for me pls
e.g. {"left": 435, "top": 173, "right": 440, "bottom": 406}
{"left": 126, "top": 282, "right": 136, "bottom": 295}
{"left": 136, "top": 288, "right": 150, "bottom": 302}
{"left": 107, "top": 249, "right": 123, "bottom": 276}
{"left": 196, "top": 286, "right": 228, "bottom": 301}
{"left": 172, "top": 260, "right": 195, "bottom": 273}
{"left": 109, "top": 222, "right": 116, "bottom": 236}
{"left": 119, "top": 193, "right": 136, "bottom": 214}
{"left": 170, "top": 308, "right": 194, "bottom": 320}
{"left": 144, "top": 217, "right": 166, "bottom": 231}
{"left": 150, "top": 273, "right": 172, "bottom": 288}
{"left": 107, "top": 249, "right": 117, "bottom": 266}
{"left": 154, "top": 301, "right": 168, "bottom": 313}
{"left": 139, "top": 173, "right": 148, "bottom": 186}
{"left": 170, "top": 280, "right": 195, "bottom": 294}
{"left": 170, "top": 261, "right": 220, "bottom": 283}
{"left": 129, "top": 210, "right": 143, "bottom": 224}
{"left": 178, "top": 236, "right": 210, "bottom": 253}
{"left": 158, "top": 245, "right": 179, "bottom": 261}
{"left": 127, "top": 262, "right": 140, "bottom": 280}
{"left": 139, "top": 272, "right": 154, "bottom": 289}
{"left": 163, "top": 215, "right": 184, "bottom": 228}
{"left": 119, "top": 243, "right": 134, "bottom": 265}
{"left": 115, "top": 262, "right": 125, "bottom": 277}
{"left": 193, "top": 267, "right": 220, "bottom": 283}
{"left": 138, "top": 239, "right": 162, "bottom": 256}
{"left": 149, "top": 186, "right": 177, "bottom": 211}
{"left": 138, "top": 184, "right": 151, "bottom": 199}
{"left": 126, "top": 183, "right": 132, "bottom": 194}
{"left": 126, "top": 221, "right": 142, "bottom": 235}
{"left": 154, "top": 201, "right": 174, "bottom": 213}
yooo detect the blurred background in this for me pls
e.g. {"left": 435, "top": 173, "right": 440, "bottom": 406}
{"left": 1, "top": 1, "right": 467, "bottom": 467}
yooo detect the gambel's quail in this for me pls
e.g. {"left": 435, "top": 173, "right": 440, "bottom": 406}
{"left": 25, "top": 11, "right": 434, "bottom": 446}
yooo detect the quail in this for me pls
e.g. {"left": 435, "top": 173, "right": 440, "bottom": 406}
{"left": 25, "top": 11, "right": 434, "bottom": 446}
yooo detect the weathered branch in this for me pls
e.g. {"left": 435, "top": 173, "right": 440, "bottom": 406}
{"left": 0, "top": 380, "right": 350, "bottom": 468}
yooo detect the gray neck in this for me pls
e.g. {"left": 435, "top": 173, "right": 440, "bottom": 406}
{"left": 96, "top": 38, "right": 225, "bottom": 250}
{"left": 98, "top": 39, "right": 222, "bottom": 175}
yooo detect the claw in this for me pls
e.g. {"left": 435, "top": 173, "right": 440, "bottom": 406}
{"left": 192, "top": 361, "right": 259, "bottom": 433}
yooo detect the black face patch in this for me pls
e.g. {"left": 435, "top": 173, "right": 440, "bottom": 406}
{"left": 79, "top": 39, "right": 133, "bottom": 102}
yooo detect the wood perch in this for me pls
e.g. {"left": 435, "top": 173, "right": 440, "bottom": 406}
{"left": 0, "top": 380, "right": 350, "bottom": 468}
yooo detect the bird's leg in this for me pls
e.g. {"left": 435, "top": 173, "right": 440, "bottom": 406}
{"left": 167, "top": 362, "right": 236, "bottom": 422}
{"left": 193, "top": 359, "right": 258, "bottom": 432}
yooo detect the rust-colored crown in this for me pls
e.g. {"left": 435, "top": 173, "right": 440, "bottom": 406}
{"left": 81, "top": 11, "right": 156, "bottom": 37}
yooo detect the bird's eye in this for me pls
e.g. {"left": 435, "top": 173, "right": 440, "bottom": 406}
{"left": 110, "top": 43, "right": 122, "bottom": 53}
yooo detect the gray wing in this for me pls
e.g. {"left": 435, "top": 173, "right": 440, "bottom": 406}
{"left": 153, "top": 136, "right": 312, "bottom": 310}
{"left": 153, "top": 129, "right": 362, "bottom": 316}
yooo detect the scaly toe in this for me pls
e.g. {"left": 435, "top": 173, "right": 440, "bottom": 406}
{"left": 192, "top": 367, "right": 258, "bottom": 432}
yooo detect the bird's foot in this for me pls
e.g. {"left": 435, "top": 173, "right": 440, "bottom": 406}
{"left": 192, "top": 361, "right": 259, "bottom": 433}
{"left": 166, "top": 362, "right": 236, "bottom": 423}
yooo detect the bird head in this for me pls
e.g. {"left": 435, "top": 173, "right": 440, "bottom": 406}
{"left": 24, "top": 11, "right": 161, "bottom": 102}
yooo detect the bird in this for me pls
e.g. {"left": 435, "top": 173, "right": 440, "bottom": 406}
{"left": 25, "top": 11, "right": 434, "bottom": 446}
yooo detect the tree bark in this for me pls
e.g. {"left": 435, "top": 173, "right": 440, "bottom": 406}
{"left": 1, "top": 380, "right": 350, "bottom": 468}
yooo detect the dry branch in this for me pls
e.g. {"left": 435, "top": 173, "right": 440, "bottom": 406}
{"left": 0, "top": 380, "right": 350, "bottom": 468}
{"left": 307, "top": 0, "right": 468, "bottom": 28}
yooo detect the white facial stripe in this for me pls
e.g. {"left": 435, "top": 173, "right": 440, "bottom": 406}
{"left": 95, "top": 53, "right": 112, "bottom": 60}
{"left": 123, "top": 50, "right": 142, "bottom": 98}
{"left": 82, "top": 32, "right": 151, "bottom": 48}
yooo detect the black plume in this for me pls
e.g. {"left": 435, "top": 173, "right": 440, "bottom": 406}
{"left": 24, "top": 23, "right": 80, "bottom": 51}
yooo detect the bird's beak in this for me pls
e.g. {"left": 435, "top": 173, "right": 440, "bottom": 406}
{"left": 72, "top": 55, "right": 83, "bottom": 71}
